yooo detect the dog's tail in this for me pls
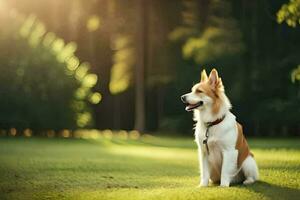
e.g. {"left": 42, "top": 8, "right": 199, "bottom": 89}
{"left": 229, "top": 165, "right": 243, "bottom": 178}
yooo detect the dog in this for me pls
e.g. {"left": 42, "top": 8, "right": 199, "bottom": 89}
{"left": 181, "top": 68, "right": 259, "bottom": 187}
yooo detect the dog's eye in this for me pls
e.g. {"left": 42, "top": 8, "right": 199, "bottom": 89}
{"left": 196, "top": 89, "right": 203, "bottom": 93}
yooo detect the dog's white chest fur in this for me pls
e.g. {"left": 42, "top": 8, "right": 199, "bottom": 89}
{"left": 195, "top": 111, "right": 237, "bottom": 152}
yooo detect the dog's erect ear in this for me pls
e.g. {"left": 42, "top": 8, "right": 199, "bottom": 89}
{"left": 208, "top": 69, "right": 219, "bottom": 87}
{"left": 200, "top": 69, "right": 208, "bottom": 82}
{"left": 218, "top": 77, "right": 223, "bottom": 87}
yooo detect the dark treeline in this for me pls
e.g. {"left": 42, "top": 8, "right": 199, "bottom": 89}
{"left": 0, "top": 0, "right": 299, "bottom": 136}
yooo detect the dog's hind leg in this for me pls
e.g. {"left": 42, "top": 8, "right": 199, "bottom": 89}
{"left": 242, "top": 156, "right": 259, "bottom": 185}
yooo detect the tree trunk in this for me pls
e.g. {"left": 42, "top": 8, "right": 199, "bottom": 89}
{"left": 68, "top": 0, "right": 81, "bottom": 41}
{"left": 134, "top": 0, "right": 147, "bottom": 132}
{"left": 50, "top": 0, "right": 60, "bottom": 32}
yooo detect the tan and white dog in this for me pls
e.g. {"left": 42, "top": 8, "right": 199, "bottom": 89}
{"left": 181, "top": 69, "right": 259, "bottom": 187}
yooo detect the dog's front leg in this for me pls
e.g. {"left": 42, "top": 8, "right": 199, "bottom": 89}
{"left": 199, "top": 149, "right": 210, "bottom": 187}
{"left": 220, "top": 149, "right": 238, "bottom": 187}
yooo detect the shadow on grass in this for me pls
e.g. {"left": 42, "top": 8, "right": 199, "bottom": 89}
{"left": 245, "top": 181, "right": 300, "bottom": 200}
{"left": 248, "top": 138, "right": 300, "bottom": 150}
{"left": 259, "top": 165, "right": 300, "bottom": 173}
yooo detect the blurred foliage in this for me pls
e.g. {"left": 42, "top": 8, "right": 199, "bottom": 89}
{"left": 170, "top": 0, "right": 244, "bottom": 64}
{"left": 291, "top": 65, "right": 300, "bottom": 82}
{"left": 277, "top": 0, "right": 300, "bottom": 84}
{"left": 169, "top": 0, "right": 199, "bottom": 41}
{"left": 277, "top": 0, "right": 300, "bottom": 27}
{"left": 109, "top": 35, "right": 135, "bottom": 94}
{"left": 0, "top": 12, "right": 100, "bottom": 130}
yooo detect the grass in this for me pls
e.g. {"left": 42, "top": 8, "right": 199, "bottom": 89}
{"left": 0, "top": 135, "right": 299, "bottom": 200}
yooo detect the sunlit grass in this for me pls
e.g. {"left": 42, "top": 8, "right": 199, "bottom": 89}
{"left": 0, "top": 136, "right": 299, "bottom": 200}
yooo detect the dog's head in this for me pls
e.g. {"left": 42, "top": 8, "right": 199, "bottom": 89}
{"left": 181, "top": 69, "right": 225, "bottom": 113}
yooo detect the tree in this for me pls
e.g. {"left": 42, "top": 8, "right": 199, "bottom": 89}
{"left": 0, "top": 12, "right": 101, "bottom": 132}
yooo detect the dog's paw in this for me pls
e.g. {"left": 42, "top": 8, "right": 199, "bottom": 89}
{"left": 219, "top": 184, "right": 230, "bottom": 187}
{"left": 198, "top": 184, "right": 208, "bottom": 188}
{"left": 243, "top": 177, "right": 255, "bottom": 185}
{"left": 220, "top": 178, "right": 230, "bottom": 187}
{"left": 198, "top": 182, "right": 208, "bottom": 188}
{"left": 219, "top": 182, "right": 230, "bottom": 187}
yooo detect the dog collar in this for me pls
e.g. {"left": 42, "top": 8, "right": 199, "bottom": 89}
{"left": 205, "top": 114, "right": 226, "bottom": 128}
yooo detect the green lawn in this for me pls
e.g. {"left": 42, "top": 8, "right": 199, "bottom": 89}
{"left": 0, "top": 136, "right": 299, "bottom": 200}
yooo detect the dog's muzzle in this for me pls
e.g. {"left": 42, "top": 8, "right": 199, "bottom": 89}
{"left": 181, "top": 95, "right": 204, "bottom": 111}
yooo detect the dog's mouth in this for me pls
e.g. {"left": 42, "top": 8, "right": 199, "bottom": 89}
{"left": 185, "top": 101, "right": 203, "bottom": 111}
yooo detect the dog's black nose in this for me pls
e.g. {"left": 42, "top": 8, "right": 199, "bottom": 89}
{"left": 181, "top": 95, "right": 187, "bottom": 103}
